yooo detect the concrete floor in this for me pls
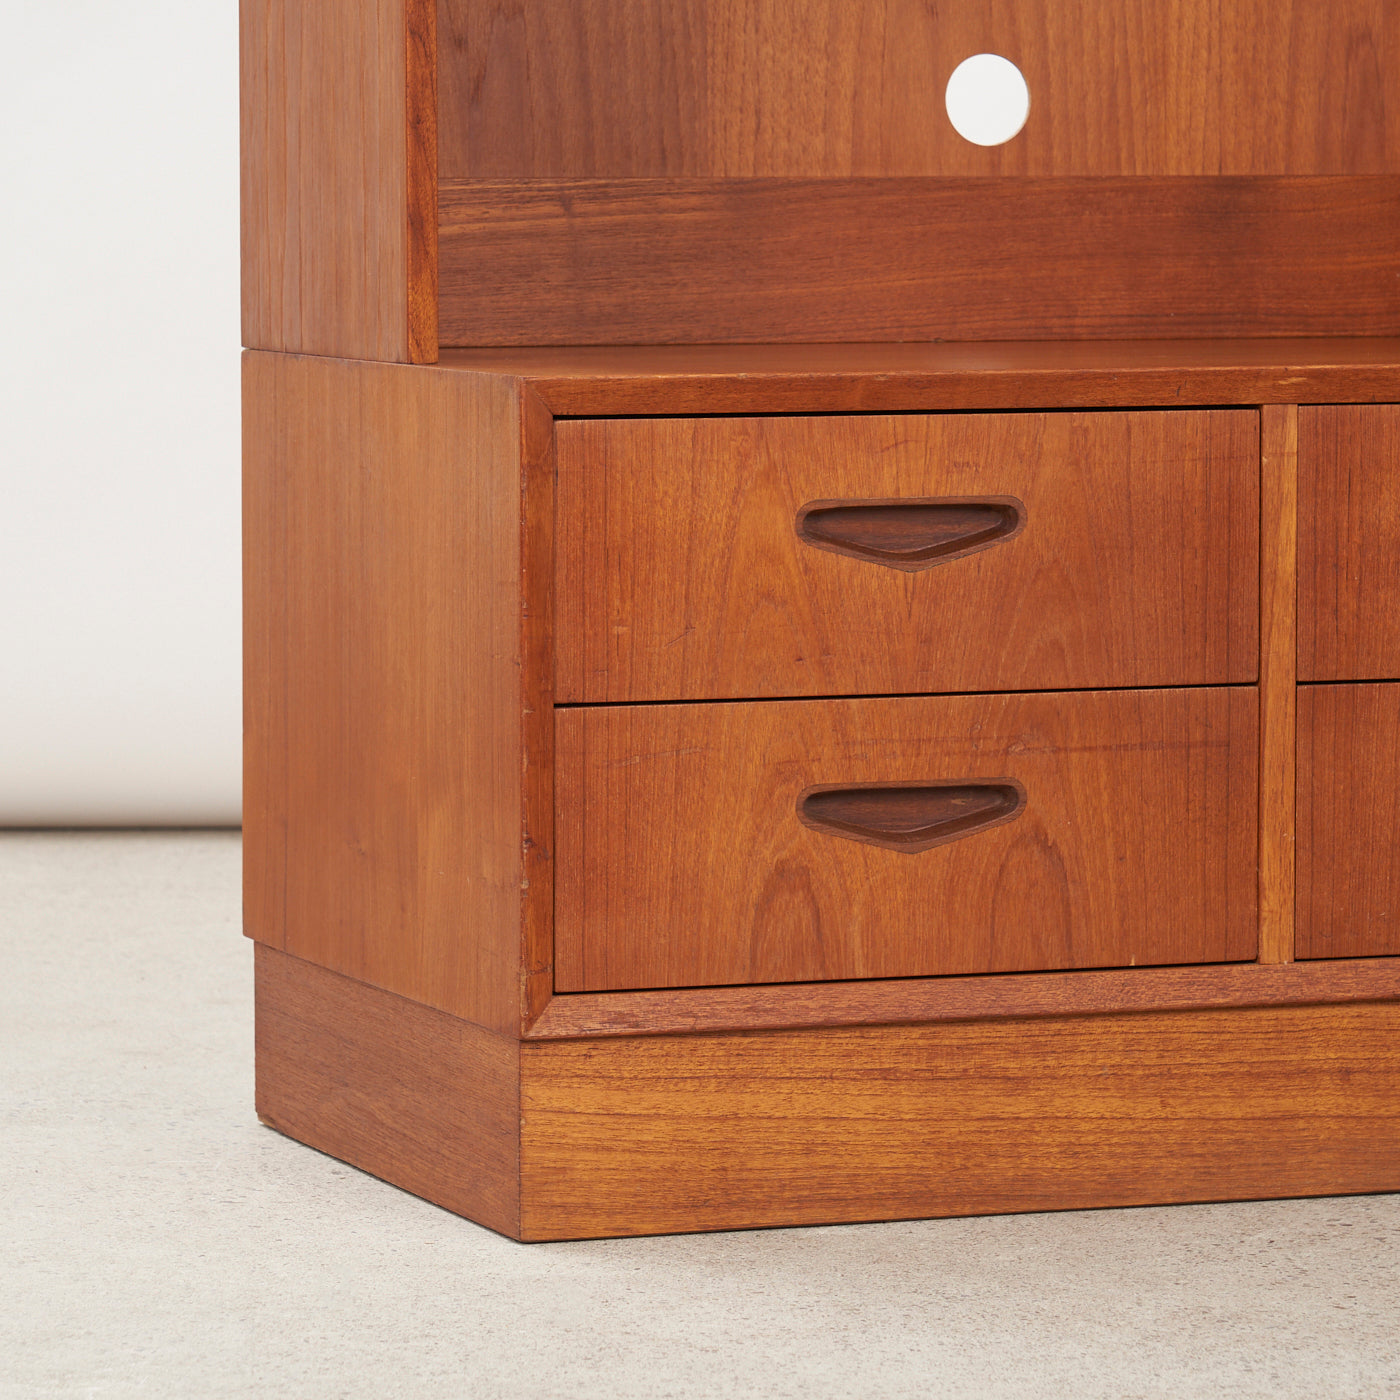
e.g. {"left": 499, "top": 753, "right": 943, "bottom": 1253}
{"left": 3, "top": 832, "right": 1398, "bottom": 1399}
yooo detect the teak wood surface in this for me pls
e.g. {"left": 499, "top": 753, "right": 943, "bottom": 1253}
{"left": 555, "top": 688, "right": 1258, "bottom": 992}
{"left": 519, "top": 1000, "right": 1400, "bottom": 1239}
{"left": 240, "top": 0, "right": 1398, "bottom": 354}
{"left": 242, "top": 353, "right": 1400, "bottom": 1023}
{"left": 531, "top": 958, "right": 1400, "bottom": 1039}
{"left": 243, "top": 0, "right": 1400, "bottom": 1240}
{"left": 243, "top": 353, "right": 546, "bottom": 1035}
{"left": 433, "top": 2, "right": 1397, "bottom": 346}
{"left": 242, "top": 350, "right": 1400, "bottom": 1239}
{"left": 1299, "top": 404, "right": 1400, "bottom": 682}
{"left": 1298, "top": 684, "right": 1400, "bottom": 960}
{"left": 556, "top": 411, "right": 1258, "bottom": 703}
{"left": 438, "top": 175, "right": 1400, "bottom": 346}
{"left": 438, "top": 0, "right": 1398, "bottom": 179}
{"left": 241, "top": 0, "right": 437, "bottom": 362}
{"left": 438, "top": 340, "right": 1400, "bottom": 415}
{"left": 255, "top": 947, "right": 1400, "bottom": 1241}
{"left": 1258, "top": 404, "right": 1298, "bottom": 964}
{"left": 255, "top": 946, "right": 520, "bottom": 1237}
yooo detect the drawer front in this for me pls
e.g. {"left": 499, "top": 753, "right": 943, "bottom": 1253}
{"left": 556, "top": 411, "right": 1258, "bottom": 703}
{"left": 1298, "top": 683, "right": 1400, "bottom": 958}
{"left": 1299, "top": 404, "right": 1400, "bottom": 682}
{"left": 555, "top": 688, "right": 1258, "bottom": 992}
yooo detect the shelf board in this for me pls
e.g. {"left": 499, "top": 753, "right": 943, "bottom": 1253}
{"left": 435, "top": 336, "right": 1400, "bottom": 415}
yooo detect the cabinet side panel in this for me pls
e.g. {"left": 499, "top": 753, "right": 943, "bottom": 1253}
{"left": 519, "top": 1003, "right": 1400, "bottom": 1240}
{"left": 257, "top": 946, "right": 521, "bottom": 1238}
{"left": 243, "top": 353, "right": 524, "bottom": 1032}
{"left": 242, "top": 0, "right": 437, "bottom": 362}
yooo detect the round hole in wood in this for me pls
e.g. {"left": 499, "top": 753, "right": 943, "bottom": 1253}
{"left": 945, "top": 54, "right": 1030, "bottom": 147}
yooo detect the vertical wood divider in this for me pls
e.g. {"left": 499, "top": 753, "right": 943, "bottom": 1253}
{"left": 405, "top": 0, "right": 439, "bottom": 363}
{"left": 1259, "top": 404, "right": 1298, "bottom": 964}
{"left": 520, "top": 388, "right": 557, "bottom": 1029}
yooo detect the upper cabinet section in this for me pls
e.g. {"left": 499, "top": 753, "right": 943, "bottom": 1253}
{"left": 433, "top": 0, "right": 1400, "bottom": 346}
{"left": 439, "top": 0, "right": 1399, "bottom": 179}
{"left": 242, "top": 0, "right": 1400, "bottom": 355}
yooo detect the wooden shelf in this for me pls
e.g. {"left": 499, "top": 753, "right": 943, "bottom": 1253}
{"left": 436, "top": 337, "right": 1400, "bottom": 414}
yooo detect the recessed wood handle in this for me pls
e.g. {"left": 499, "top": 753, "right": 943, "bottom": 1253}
{"left": 798, "top": 780, "right": 1027, "bottom": 853}
{"left": 795, "top": 496, "right": 1026, "bottom": 571}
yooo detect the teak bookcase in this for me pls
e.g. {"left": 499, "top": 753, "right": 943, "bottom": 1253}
{"left": 243, "top": 1, "right": 1400, "bottom": 1239}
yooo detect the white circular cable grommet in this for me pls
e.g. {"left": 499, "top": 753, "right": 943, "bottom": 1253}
{"left": 945, "top": 54, "right": 1030, "bottom": 147}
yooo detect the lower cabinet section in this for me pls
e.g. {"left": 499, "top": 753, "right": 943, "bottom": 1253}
{"left": 555, "top": 687, "right": 1258, "bottom": 991}
{"left": 1298, "top": 682, "right": 1400, "bottom": 958}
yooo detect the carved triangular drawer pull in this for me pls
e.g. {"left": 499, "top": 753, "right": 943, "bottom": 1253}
{"left": 796, "top": 496, "right": 1026, "bottom": 570}
{"left": 798, "top": 780, "right": 1027, "bottom": 853}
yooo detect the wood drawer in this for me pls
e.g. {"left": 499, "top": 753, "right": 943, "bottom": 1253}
{"left": 1298, "top": 683, "right": 1400, "bottom": 958}
{"left": 555, "top": 687, "right": 1258, "bottom": 992}
{"left": 556, "top": 411, "right": 1259, "bottom": 703}
{"left": 1299, "top": 404, "right": 1400, "bottom": 682}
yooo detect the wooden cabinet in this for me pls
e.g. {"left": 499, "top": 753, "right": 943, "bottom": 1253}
{"left": 556, "top": 411, "right": 1258, "bottom": 702}
{"left": 242, "top": 0, "right": 1400, "bottom": 1239}
{"left": 556, "top": 688, "right": 1258, "bottom": 990}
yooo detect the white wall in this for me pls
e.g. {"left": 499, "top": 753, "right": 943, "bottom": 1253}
{"left": 1, "top": 1, "right": 241, "bottom": 825}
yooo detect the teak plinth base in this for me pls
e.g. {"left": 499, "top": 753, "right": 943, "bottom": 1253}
{"left": 256, "top": 946, "right": 1400, "bottom": 1242}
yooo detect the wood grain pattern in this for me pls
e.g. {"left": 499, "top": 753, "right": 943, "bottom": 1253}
{"left": 243, "top": 352, "right": 538, "bottom": 1034}
{"left": 437, "top": 176, "right": 1400, "bottom": 346}
{"left": 557, "top": 412, "right": 1257, "bottom": 703}
{"left": 519, "top": 388, "right": 557, "bottom": 1026}
{"left": 242, "top": 0, "right": 437, "bottom": 362}
{"left": 530, "top": 957, "right": 1400, "bottom": 1039}
{"left": 406, "top": 0, "right": 439, "bottom": 362}
{"left": 438, "top": 0, "right": 1398, "bottom": 178}
{"left": 518, "top": 1002, "right": 1400, "bottom": 1239}
{"left": 1259, "top": 405, "right": 1298, "bottom": 964}
{"left": 255, "top": 945, "right": 521, "bottom": 1238}
{"left": 1298, "top": 684, "right": 1400, "bottom": 959}
{"left": 1298, "top": 405, "right": 1400, "bottom": 682}
{"left": 555, "top": 688, "right": 1258, "bottom": 992}
{"left": 254, "top": 945, "right": 1400, "bottom": 1241}
{"left": 439, "top": 339, "right": 1400, "bottom": 416}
